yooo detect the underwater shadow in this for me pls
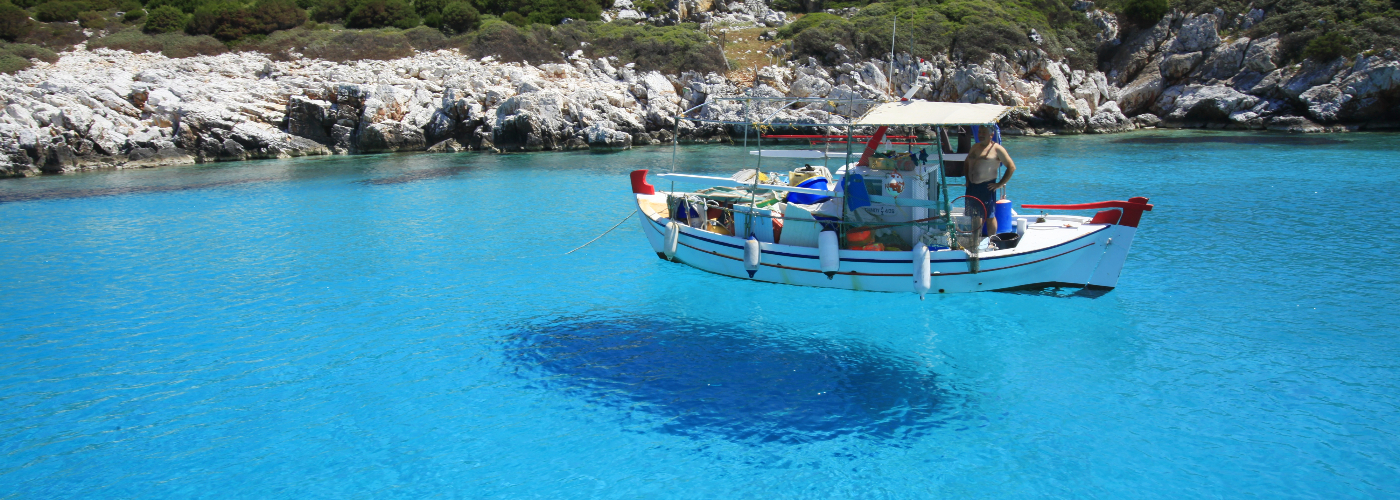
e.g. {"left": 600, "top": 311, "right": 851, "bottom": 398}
{"left": 505, "top": 316, "right": 970, "bottom": 445}
{"left": 996, "top": 285, "right": 1113, "bottom": 299}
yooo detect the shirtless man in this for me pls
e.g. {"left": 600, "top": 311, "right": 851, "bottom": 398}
{"left": 964, "top": 126, "right": 1017, "bottom": 235}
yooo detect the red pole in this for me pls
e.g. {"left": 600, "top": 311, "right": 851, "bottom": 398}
{"left": 856, "top": 126, "right": 889, "bottom": 167}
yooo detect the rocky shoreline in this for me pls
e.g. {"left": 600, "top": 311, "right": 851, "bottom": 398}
{"left": 2, "top": 8, "right": 1398, "bottom": 178}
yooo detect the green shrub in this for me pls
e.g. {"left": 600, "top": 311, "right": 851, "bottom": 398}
{"left": 34, "top": 2, "right": 88, "bottom": 22}
{"left": 116, "top": 0, "right": 141, "bottom": 11}
{"left": 0, "top": 52, "right": 28, "bottom": 73}
{"left": 346, "top": 0, "right": 418, "bottom": 28}
{"left": 422, "top": 10, "right": 439, "bottom": 26}
{"left": 123, "top": 8, "right": 145, "bottom": 21}
{"left": 144, "top": 0, "right": 208, "bottom": 14}
{"left": 629, "top": 0, "right": 662, "bottom": 14}
{"left": 500, "top": 10, "right": 524, "bottom": 26}
{"left": 307, "top": 0, "right": 348, "bottom": 21}
{"left": 16, "top": 20, "right": 86, "bottom": 49}
{"left": 587, "top": 20, "right": 726, "bottom": 74}
{"left": 186, "top": 0, "right": 304, "bottom": 41}
{"left": 440, "top": 0, "right": 477, "bottom": 32}
{"left": 1119, "top": 0, "right": 1169, "bottom": 26}
{"left": 777, "top": 12, "right": 838, "bottom": 38}
{"left": 9, "top": 0, "right": 42, "bottom": 8}
{"left": 91, "top": 25, "right": 161, "bottom": 52}
{"left": 251, "top": 0, "right": 305, "bottom": 30}
{"left": 402, "top": 23, "right": 443, "bottom": 45}
{"left": 92, "top": 26, "right": 227, "bottom": 56}
{"left": 245, "top": 26, "right": 415, "bottom": 60}
{"left": 523, "top": 0, "right": 600, "bottom": 25}
{"left": 0, "top": 2, "right": 32, "bottom": 41}
{"left": 187, "top": 1, "right": 247, "bottom": 38}
{"left": 78, "top": 10, "right": 108, "bottom": 29}
{"left": 144, "top": 4, "right": 186, "bottom": 32}
{"left": 953, "top": 21, "right": 1028, "bottom": 64}
{"left": 4, "top": 41, "right": 59, "bottom": 61}
{"left": 1302, "top": 31, "right": 1354, "bottom": 61}
{"left": 771, "top": 0, "right": 825, "bottom": 12}
{"left": 414, "top": 0, "right": 446, "bottom": 16}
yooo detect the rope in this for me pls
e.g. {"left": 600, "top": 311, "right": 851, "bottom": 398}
{"left": 564, "top": 209, "right": 638, "bottom": 255}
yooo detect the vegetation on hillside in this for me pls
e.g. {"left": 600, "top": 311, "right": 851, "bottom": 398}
{"left": 776, "top": 0, "right": 1101, "bottom": 69}
{"left": 0, "top": 0, "right": 1398, "bottom": 77}
{"left": 1099, "top": 0, "right": 1400, "bottom": 63}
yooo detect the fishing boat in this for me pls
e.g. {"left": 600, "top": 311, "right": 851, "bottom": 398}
{"left": 629, "top": 98, "right": 1152, "bottom": 297}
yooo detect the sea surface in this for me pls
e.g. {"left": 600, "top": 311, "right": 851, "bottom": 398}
{"left": 1, "top": 131, "right": 1398, "bottom": 498}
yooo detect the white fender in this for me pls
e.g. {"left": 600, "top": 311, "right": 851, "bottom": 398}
{"left": 744, "top": 234, "right": 761, "bottom": 278}
{"left": 664, "top": 221, "right": 680, "bottom": 261}
{"left": 912, "top": 242, "right": 931, "bottom": 300}
{"left": 818, "top": 230, "right": 840, "bottom": 279}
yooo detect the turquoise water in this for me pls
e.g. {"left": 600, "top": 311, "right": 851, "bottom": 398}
{"left": 1, "top": 131, "right": 1398, "bottom": 498}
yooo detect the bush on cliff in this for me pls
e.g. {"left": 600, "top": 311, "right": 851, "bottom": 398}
{"left": 78, "top": 10, "right": 108, "bottom": 29}
{"left": 588, "top": 20, "right": 725, "bottom": 74}
{"left": 145, "top": 0, "right": 209, "bottom": 14}
{"left": 0, "top": 52, "right": 26, "bottom": 73}
{"left": 241, "top": 25, "right": 416, "bottom": 60}
{"left": 1244, "top": 0, "right": 1400, "bottom": 63}
{"left": 0, "top": 2, "right": 33, "bottom": 41}
{"left": 440, "top": 1, "right": 478, "bottom": 33}
{"left": 414, "top": 0, "right": 447, "bottom": 16}
{"left": 144, "top": 4, "right": 186, "bottom": 32}
{"left": 1301, "top": 31, "right": 1354, "bottom": 62}
{"left": 1115, "top": 0, "right": 1169, "bottom": 27}
{"left": 16, "top": 19, "right": 85, "bottom": 49}
{"left": 461, "top": 0, "right": 603, "bottom": 25}
{"left": 782, "top": 0, "right": 1098, "bottom": 69}
{"left": 346, "top": 0, "right": 419, "bottom": 28}
{"left": 34, "top": 1, "right": 88, "bottom": 22}
{"left": 0, "top": 40, "right": 58, "bottom": 73}
{"left": 186, "top": 0, "right": 305, "bottom": 41}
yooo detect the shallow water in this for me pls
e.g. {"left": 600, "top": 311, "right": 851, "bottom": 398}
{"left": 2, "top": 130, "right": 1398, "bottom": 498}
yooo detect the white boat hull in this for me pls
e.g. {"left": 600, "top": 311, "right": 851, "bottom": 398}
{"left": 635, "top": 193, "right": 1141, "bottom": 294}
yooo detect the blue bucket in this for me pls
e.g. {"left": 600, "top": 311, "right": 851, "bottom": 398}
{"left": 994, "top": 199, "right": 1013, "bottom": 233}
{"left": 786, "top": 177, "right": 832, "bottom": 205}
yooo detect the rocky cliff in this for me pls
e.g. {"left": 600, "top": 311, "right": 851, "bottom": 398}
{"left": 2, "top": 6, "right": 1398, "bottom": 178}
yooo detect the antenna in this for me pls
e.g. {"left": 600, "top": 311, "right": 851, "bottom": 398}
{"left": 889, "top": 15, "right": 896, "bottom": 98}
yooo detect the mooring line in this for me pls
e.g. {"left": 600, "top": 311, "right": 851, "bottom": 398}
{"left": 564, "top": 209, "right": 638, "bottom": 255}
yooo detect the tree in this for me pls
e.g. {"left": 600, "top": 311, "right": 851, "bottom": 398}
{"left": 440, "top": 0, "right": 476, "bottom": 33}
{"left": 414, "top": 0, "right": 446, "bottom": 16}
{"left": 250, "top": 0, "right": 306, "bottom": 31}
{"left": 345, "top": 0, "right": 419, "bottom": 29}
{"left": 144, "top": 4, "right": 187, "bottom": 33}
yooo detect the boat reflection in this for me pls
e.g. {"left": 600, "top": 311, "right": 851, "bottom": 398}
{"left": 506, "top": 316, "right": 972, "bottom": 445}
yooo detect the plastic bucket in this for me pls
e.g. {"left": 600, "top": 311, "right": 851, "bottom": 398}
{"left": 994, "top": 199, "right": 1014, "bottom": 235}
{"left": 786, "top": 177, "right": 832, "bottom": 205}
{"left": 994, "top": 232, "right": 1021, "bottom": 249}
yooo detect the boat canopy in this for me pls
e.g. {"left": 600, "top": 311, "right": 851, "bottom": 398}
{"left": 854, "top": 101, "right": 1013, "bottom": 126}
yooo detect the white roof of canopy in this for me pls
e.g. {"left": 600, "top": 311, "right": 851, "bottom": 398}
{"left": 854, "top": 101, "right": 1013, "bottom": 126}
